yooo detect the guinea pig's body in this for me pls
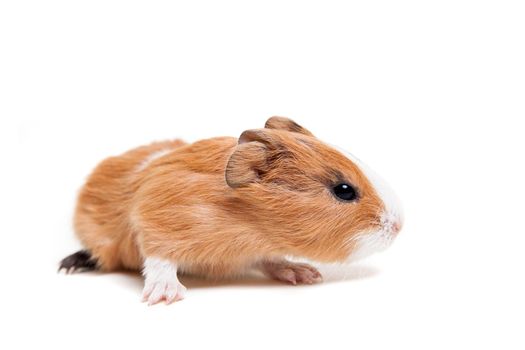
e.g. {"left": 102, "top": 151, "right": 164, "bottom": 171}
{"left": 73, "top": 136, "right": 296, "bottom": 276}
{"left": 60, "top": 117, "right": 403, "bottom": 305}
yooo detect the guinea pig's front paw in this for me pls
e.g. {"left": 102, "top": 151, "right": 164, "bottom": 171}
{"left": 142, "top": 279, "right": 187, "bottom": 305}
{"left": 142, "top": 257, "right": 186, "bottom": 305}
{"left": 260, "top": 260, "right": 323, "bottom": 285}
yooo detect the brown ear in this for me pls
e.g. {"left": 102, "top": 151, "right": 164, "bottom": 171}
{"left": 264, "top": 116, "right": 314, "bottom": 137}
{"left": 225, "top": 129, "right": 281, "bottom": 188}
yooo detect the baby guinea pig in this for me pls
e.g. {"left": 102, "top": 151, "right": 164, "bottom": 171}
{"left": 59, "top": 117, "right": 403, "bottom": 305}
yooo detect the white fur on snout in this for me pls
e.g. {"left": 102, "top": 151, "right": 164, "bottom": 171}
{"left": 330, "top": 144, "right": 404, "bottom": 261}
{"left": 345, "top": 211, "right": 400, "bottom": 262}
{"left": 142, "top": 257, "right": 186, "bottom": 305}
{"left": 349, "top": 157, "right": 403, "bottom": 260}
{"left": 347, "top": 227, "right": 396, "bottom": 262}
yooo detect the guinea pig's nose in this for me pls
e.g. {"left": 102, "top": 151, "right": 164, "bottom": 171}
{"left": 381, "top": 212, "right": 402, "bottom": 235}
{"left": 392, "top": 221, "right": 402, "bottom": 235}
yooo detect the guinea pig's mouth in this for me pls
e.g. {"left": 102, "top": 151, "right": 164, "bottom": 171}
{"left": 346, "top": 212, "right": 402, "bottom": 263}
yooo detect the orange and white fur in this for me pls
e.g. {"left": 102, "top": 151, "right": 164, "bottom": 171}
{"left": 60, "top": 117, "right": 403, "bottom": 305}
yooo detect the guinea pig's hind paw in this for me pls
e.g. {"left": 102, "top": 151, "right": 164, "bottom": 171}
{"left": 261, "top": 261, "right": 323, "bottom": 285}
{"left": 58, "top": 250, "right": 98, "bottom": 274}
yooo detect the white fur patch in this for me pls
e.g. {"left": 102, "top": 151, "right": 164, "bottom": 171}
{"left": 136, "top": 149, "right": 173, "bottom": 172}
{"left": 142, "top": 257, "right": 186, "bottom": 305}
{"left": 328, "top": 144, "right": 404, "bottom": 261}
{"left": 346, "top": 225, "right": 396, "bottom": 262}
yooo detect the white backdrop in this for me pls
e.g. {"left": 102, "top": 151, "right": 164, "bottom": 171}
{"left": 4, "top": 1, "right": 525, "bottom": 349}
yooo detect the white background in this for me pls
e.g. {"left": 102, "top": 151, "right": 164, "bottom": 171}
{"left": 3, "top": 1, "right": 525, "bottom": 349}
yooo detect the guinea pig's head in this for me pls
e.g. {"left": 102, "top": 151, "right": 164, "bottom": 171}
{"left": 225, "top": 117, "right": 403, "bottom": 263}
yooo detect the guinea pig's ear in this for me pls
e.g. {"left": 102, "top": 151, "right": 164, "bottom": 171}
{"left": 264, "top": 116, "right": 314, "bottom": 137}
{"left": 225, "top": 129, "right": 279, "bottom": 188}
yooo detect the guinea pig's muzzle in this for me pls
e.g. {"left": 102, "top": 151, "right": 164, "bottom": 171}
{"left": 380, "top": 211, "right": 403, "bottom": 236}
{"left": 346, "top": 210, "right": 403, "bottom": 263}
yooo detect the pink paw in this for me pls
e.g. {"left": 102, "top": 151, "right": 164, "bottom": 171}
{"left": 142, "top": 279, "right": 187, "bottom": 305}
{"left": 142, "top": 257, "right": 186, "bottom": 305}
{"left": 262, "top": 261, "right": 323, "bottom": 285}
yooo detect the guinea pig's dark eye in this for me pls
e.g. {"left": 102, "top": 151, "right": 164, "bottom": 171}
{"left": 332, "top": 183, "right": 358, "bottom": 202}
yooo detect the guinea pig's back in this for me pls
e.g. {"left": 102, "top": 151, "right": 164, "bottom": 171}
{"left": 74, "top": 139, "right": 186, "bottom": 270}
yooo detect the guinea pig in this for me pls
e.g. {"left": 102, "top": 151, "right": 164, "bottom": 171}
{"left": 59, "top": 117, "right": 403, "bottom": 305}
